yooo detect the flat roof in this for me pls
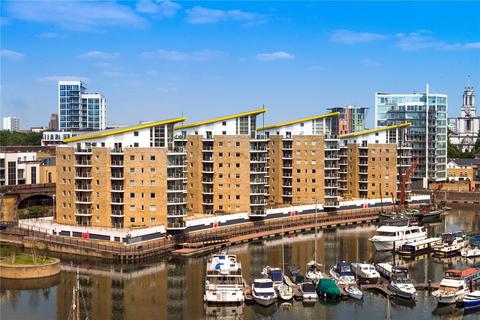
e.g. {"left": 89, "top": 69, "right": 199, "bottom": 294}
{"left": 63, "top": 117, "right": 186, "bottom": 143}
{"left": 257, "top": 112, "right": 340, "bottom": 131}
{"left": 340, "top": 122, "right": 411, "bottom": 139}
{"left": 175, "top": 109, "right": 266, "bottom": 130}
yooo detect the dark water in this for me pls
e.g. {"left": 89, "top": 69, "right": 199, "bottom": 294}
{"left": 1, "top": 205, "right": 479, "bottom": 320}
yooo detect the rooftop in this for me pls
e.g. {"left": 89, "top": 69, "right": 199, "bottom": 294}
{"left": 63, "top": 117, "right": 186, "bottom": 143}
{"left": 257, "top": 112, "right": 340, "bottom": 131}
{"left": 448, "top": 158, "right": 480, "bottom": 167}
{"left": 175, "top": 109, "right": 266, "bottom": 130}
{"left": 340, "top": 122, "right": 411, "bottom": 139}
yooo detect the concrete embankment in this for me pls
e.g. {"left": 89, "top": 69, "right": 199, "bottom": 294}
{"left": 415, "top": 190, "right": 480, "bottom": 204}
{"left": 0, "top": 258, "right": 61, "bottom": 279}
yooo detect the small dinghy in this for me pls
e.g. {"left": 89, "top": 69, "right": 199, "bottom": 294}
{"left": 463, "top": 291, "right": 480, "bottom": 310}
{"left": 276, "top": 283, "right": 293, "bottom": 301}
{"left": 345, "top": 285, "right": 363, "bottom": 300}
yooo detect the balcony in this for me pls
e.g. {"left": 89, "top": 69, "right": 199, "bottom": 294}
{"left": 75, "top": 160, "right": 92, "bottom": 167}
{"left": 251, "top": 147, "right": 267, "bottom": 152}
{"left": 111, "top": 148, "right": 123, "bottom": 154}
{"left": 75, "top": 184, "right": 92, "bottom": 191}
{"left": 75, "top": 209, "right": 93, "bottom": 216}
{"left": 111, "top": 198, "right": 125, "bottom": 205}
{"left": 202, "top": 178, "right": 214, "bottom": 184}
{"left": 202, "top": 157, "right": 213, "bottom": 163}
{"left": 111, "top": 160, "right": 124, "bottom": 167}
{"left": 167, "top": 174, "right": 185, "bottom": 180}
{"left": 111, "top": 210, "right": 125, "bottom": 217}
{"left": 75, "top": 197, "right": 92, "bottom": 204}
{"left": 251, "top": 157, "right": 267, "bottom": 162}
{"left": 166, "top": 221, "right": 187, "bottom": 230}
{"left": 167, "top": 198, "right": 187, "bottom": 205}
{"left": 75, "top": 173, "right": 92, "bottom": 179}
{"left": 111, "top": 173, "right": 124, "bottom": 180}
{"left": 75, "top": 148, "right": 92, "bottom": 154}
{"left": 250, "top": 178, "right": 267, "bottom": 184}
{"left": 167, "top": 209, "right": 187, "bottom": 217}
{"left": 202, "top": 188, "right": 214, "bottom": 194}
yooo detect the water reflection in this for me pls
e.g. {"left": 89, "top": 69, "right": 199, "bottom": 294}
{"left": 0, "top": 205, "right": 478, "bottom": 320}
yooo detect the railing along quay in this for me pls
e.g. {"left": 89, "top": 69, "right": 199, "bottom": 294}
{"left": 0, "top": 226, "right": 175, "bottom": 262}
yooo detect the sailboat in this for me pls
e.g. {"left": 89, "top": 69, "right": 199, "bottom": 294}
{"left": 68, "top": 267, "right": 86, "bottom": 320}
{"left": 306, "top": 203, "right": 323, "bottom": 283}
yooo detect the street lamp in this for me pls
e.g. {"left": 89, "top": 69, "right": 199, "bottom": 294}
{"left": 52, "top": 194, "right": 56, "bottom": 220}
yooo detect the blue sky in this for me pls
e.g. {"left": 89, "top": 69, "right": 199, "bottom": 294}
{"left": 1, "top": 1, "right": 479, "bottom": 129}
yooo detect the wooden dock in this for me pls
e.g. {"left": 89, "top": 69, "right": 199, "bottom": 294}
{"left": 360, "top": 280, "right": 439, "bottom": 297}
{"left": 283, "top": 275, "right": 303, "bottom": 300}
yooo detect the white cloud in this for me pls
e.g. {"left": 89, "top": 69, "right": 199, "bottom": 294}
{"left": 79, "top": 51, "right": 119, "bottom": 59}
{"left": 186, "top": 6, "right": 264, "bottom": 26}
{"left": 395, "top": 31, "right": 480, "bottom": 51}
{"left": 140, "top": 49, "right": 228, "bottom": 61}
{"left": 136, "top": 0, "right": 181, "bottom": 17}
{"left": 102, "top": 70, "right": 124, "bottom": 77}
{"left": 7, "top": 1, "right": 146, "bottom": 31}
{"left": 0, "top": 49, "right": 24, "bottom": 61}
{"left": 256, "top": 51, "right": 295, "bottom": 61}
{"left": 330, "top": 29, "right": 388, "bottom": 44}
{"left": 95, "top": 62, "right": 113, "bottom": 68}
{"left": 35, "top": 32, "right": 61, "bottom": 39}
{"left": 36, "top": 75, "right": 89, "bottom": 82}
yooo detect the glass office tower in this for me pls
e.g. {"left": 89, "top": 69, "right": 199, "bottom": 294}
{"left": 375, "top": 85, "right": 447, "bottom": 184}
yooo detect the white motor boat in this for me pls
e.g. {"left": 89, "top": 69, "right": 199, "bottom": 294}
{"left": 463, "top": 290, "right": 480, "bottom": 310}
{"left": 351, "top": 263, "right": 380, "bottom": 284}
{"left": 329, "top": 262, "right": 355, "bottom": 285}
{"left": 461, "top": 246, "right": 480, "bottom": 258}
{"left": 433, "top": 232, "right": 468, "bottom": 257}
{"left": 204, "top": 253, "right": 244, "bottom": 303}
{"left": 276, "top": 283, "right": 293, "bottom": 301}
{"left": 388, "top": 272, "right": 416, "bottom": 300}
{"left": 433, "top": 268, "right": 480, "bottom": 304}
{"left": 345, "top": 285, "right": 363, "bottom": 300}
{"left": 369, "top": 223, "right": 427, "bottom": 251}
{"left": 306, "top": 260, "right": 323, "bottom": 283}
{"left": 300, "top": 282, "right": 317, "bottom": 300}
{"left": 252, "top": 278, "right": 277, "bottom": 307}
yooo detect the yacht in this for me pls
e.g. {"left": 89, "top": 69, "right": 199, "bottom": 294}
{"left": 463, "top": 290, "right": 480, "bottom": 310}
{"left": 204, "top": 253, "right": 245, "bottom": 303}
{"left": 262, "top": 266, "right": 293, "bottom": 301}
{"left": 397, "top": 237, "right": 442, "bottom": 257}
{"left": 461, "top": 246, "right": 480, "bottom": 258}
{"left": 351, "top": 263, "right": 380, "bottom": 284}
{"left": 345, "top": 285, "right": 363, "bottom": 300}
{"left": 388, "top": 271, "right": 416, "bottom": 300}
{"left": 252, "top": 278, "right": 277, "bottom": 307}
{"left": 329, "top": 262, "right": 355, "bottom": 285}
{"left": 369, "top": 223, "right": 427, "bottom": 251}
{"left": 306, "top": 261, "right": 323, "bottom": 283}
{"left": 433, "top": 232, "right": 468, "bottom": 257}
{"left": 433, "top": 268, "right": 480, "bottom": 304}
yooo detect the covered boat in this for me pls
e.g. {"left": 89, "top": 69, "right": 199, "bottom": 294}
{"left": 316, "top": 278, "right": 341, "bottom": 300}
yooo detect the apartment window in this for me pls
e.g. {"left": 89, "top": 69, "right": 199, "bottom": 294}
{"left": 219, "top": 195, "right": 223, "bottom": 199}
{"left": 62, "top": 155, "right": 66, "bottom": 160}
{"left": 150, "top": 193, "right": 155, "bottom": 198}
{"left": 236, "top": 184, "right": 240, "bottom": 189}
{"left": 150, "top": 168, "right": 156, "bottom": 173}
{"left": 129, "top": 205, "right": 135, "bottom": 212}
{"left": 134, "top": 131, "right": 139, "bottom": 136}
{"left": 236, "top": 142, "right": 240, "bottom": 147}
{"left": 312, "top": 179, "right": 316, "bottom": 183}
{"left": 312, "top": 169, "right": 316, "bottom": 174}
{"left": 130, "top": 193, "right": 135, "bottom": 198}
{"left": 222, "top": 131, "right": 226, "bottom": 135}
{"left": 219, "top": 163, "right": 223, "bottom": 168}
{"left": 219, "top": 173, "right": 223, "bottom": 178}
{"left": 150, "top": 180, "right": 156, "bottom": 186}
{"left": 219, "top": 142, "right": 223, "bottom": 147}
{"left": 312, "top": 188, "right": 316, "bottom": 192}
{"left": 236, "top": 195, "right": 240, "bottom": 200}
{"left": 219, "top": 184, "right": 223, "bottom": 189}
{"left": 236, "top": 152, "right": 240, "bottom": 157}
{"left": 311, "top": 141, "right": 317, "bottom": 146}
{"left": 235, "top": 173, "right": 240, "bottom": 179}
{"left": 222, "top": 121, "right": 227, "bottom": 126}
{"left": 129, "top": 180, "right": 135, "bottom": 186}
{"left": 141, "top": 205, "right": 145, "bottom": 211}
{"left": 96, "top": 204, "right": 100, "bottom": 210}
{"left": 372, "top": 158, "right": 375, "bottom": 161}
{"left": 96, "top": 192, "right": 99, "bottom": 197}
{"left": 130, "top": 168, "right": 136, "bottom": 173}
{"left": 130, "top": 155, "right": 135, "bottom": 161}
{"left": 130, "top": 217, "right": 135, "bottom": 222}
{"left": 236, "top": 163, "right": 240, "bottom": 168}
{"left": 96, "top": 180, "right": 100, "bottom": 185}
{"left": 219, "top": 205, "right": 223, "bottom": 210}
{"left": 386, "top": 158, "right": 389, "bottom": 162}
{"left": 150, "top": 155, "right": 155, "bottom": 161}
{"left": 134, "top": 143, "right": 139, "bottom": 147}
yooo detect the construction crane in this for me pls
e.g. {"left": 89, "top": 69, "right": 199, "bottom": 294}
{"left": 399, "top": 158, "right": 419, "bottom": 210}
{"left": 432, "top": 183, "right": 444, "bottom": 209}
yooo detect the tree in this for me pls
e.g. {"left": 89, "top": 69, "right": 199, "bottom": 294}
{"left": 474, "top": 130, "right": 480, "bottom": 154}
{"left": 0, "top": 130, "right": 43, "bottom": 146}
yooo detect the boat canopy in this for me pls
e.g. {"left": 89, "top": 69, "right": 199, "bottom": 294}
{"left": 270, "top": 269, "right": 283, "bottom": 282}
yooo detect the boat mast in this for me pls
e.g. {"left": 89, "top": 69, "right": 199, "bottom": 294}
{"left": 314, "top": 200, "right": 318, "bottom": 262}
{"left": 282, "top": 224, "right": 285, "bottom": 274}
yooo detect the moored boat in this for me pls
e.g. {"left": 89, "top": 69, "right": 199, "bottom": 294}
{"left": 329, "top": 261, "right": 355, "bottom": 285}
{"left": 397, "top": 237, "right": 442, "bottom": 257}
{"left": 204, "top": 253, "right": 245, "bottom": 303}
{"left": 433, "top": 232, "right": 468, "bottom": 257}
{"left": 316, "top": 278, "right": 341, "bottom": 300}
{"left": 387, "top": 271, "right": 416, "bottom": 300}
{"left": 433, "top": 268, "right": 480, "bottom": 305}
{"left": 252, "top": 278, "right": 277, "bottom": 307}
{"left": 286, "top": 265, "right": 305, "bottom": 284}
{"left": 345, "top": 285, "right": 363, "bottom": 300}
{"left": 461, "top": 246, "right": 480, "bottom": 258}
{"left": 463, "top": 291, "right": 480, "bottom": 310}
{"left": 300, "top": 282, "right": 317, "bottom": 300}
{"left": 306, "top": 260, "right": 323, "bottom": 283}
{"left": 369, "top": 223, "right": 427, "bottom": 251}
{"left": 351, "top": 263, "right": 380, "bottom": 284}
{"left": 276, "top": 283, "right": 293, "bottom": 301}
